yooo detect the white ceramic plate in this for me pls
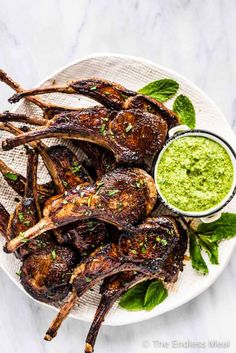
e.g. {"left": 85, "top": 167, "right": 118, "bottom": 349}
{"left": 0, "top": 54, "right": 235, "bottom": 326}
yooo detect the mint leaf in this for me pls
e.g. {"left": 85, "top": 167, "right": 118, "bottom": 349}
{"left": 198, "top": 235, "right": 219, "bottom": 265}
{"left": 119, "top": 281, "right": 150, "bottom": 311}
{"left": 197, "top": 213, "right": 236, "bottom": 241}
{"left": 173, "top": 95, "right": 196, "bottom": 129}
{"left": 138, "top": 79, "right": 179, "bottom": 102}
{"left": 119, "top": 279, "right": 168, "bottom": 311}
{"left": 189, "top": 232, "right": 208, "bottom": 274}
{"left": 144, "top": 280, "right": 168, "bottom": 311}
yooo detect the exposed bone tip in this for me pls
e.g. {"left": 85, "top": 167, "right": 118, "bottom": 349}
{"left": 3, "top": 242, "right": 14, "bottom": 253}
{"left": 44, "top": 333, "right": 54, "bottom": 341}
{"left": 2, "top": 140, "right": 13, "bottom": 151}
{"left": 8, "top": 93, "right": 20, "bottom": 104}
{"left": 85, "top": 342, "right": 93, "bottom": 353}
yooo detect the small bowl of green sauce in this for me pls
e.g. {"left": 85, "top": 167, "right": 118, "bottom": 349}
{"left": 154, "top": 127, "right": 236, "bottom": 221}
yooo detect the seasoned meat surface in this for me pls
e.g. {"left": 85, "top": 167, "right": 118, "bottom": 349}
{"left": 20, "top": 245, "right": 77, "bottom": 303}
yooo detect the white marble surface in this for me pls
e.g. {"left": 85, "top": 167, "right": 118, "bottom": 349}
{"left": 0, "top": 0, "right": 236, "bottom": 352}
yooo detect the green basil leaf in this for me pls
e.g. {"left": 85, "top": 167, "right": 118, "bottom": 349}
{"left": 144, "top": 280, "right": 168, "bottom": 311}
{"left": 119, "top": 281, "right": 150, "bottom": 311}
{"left": 198, "top": 235, "right": 219, "bottom": 265}
{"left": 173, "top": 95, "right": 196, "bottom": 129}
{"left": 197, "top": 213, "right": 236, "bottom": 241}
{"left": 138, "top": 79, "right": 179, "bottom": 102}
{"left": 189, "top": 232, "right": 208, "bottom": 274}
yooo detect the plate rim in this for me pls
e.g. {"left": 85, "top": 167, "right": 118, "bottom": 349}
{"left": 1, "top": 52, "right": 235, "bottom": 326}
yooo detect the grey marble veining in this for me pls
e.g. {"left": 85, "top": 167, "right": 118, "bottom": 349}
{"left": 0, "top": 0, "right": 236, "bottom": 352}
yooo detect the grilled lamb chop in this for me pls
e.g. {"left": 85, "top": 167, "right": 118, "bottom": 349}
{"left": 45, "top": 216, "right": 180, "bottom": 340}
{"left": 7, "top": 78, "right": 179, "bottom": 128}
{"left": 7, "top": 148, "right": 54, "bottom": 258}
{"left": 2, "top": 108, "right": 168, "bottom": 165}
{"left": 84, "top": 217, "right": 188, "bottom": 352}
{"left": 20, "top": 244, "right": 77, "bottom": 303}
{"left": 0, "top": 202, "right": 10, "bottom": 238}
{"left": 4, "top": 168, "right": 157, "bottom": 253}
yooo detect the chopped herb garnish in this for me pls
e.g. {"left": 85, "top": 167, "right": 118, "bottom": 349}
{"left": 102, "top": 117, "right": 109, "bottom": 122}
{"left": 130, "top": 249, "right": 137, "bottom": 254}
{"left": 117, "top": 201, "right": 123, "bottom": 212}
{"left": 125, "top": 122, "right": 133, "bottom": 133}
{"left": 90, "top": 86, "right": 97, "bottom": 91}
{"left": 107, "top": 189, "right": 120, "bottom": 197}
{"left": 100, "top": 123, "right": 106, "bottom": 136}
{"left": 16, "top": 270, "right": 21, "bottom": 276}
{"left": 156, "top": 236, "right": 161, "bottom": 242}
{"left": 85, "top": 277, "right": 92, "bottom": 283}
{"left": 4, "top": 172, "right": 18, "bottom": 181}
{"left": 62, "top": 180, "right": 68, "bottom": 187}
{"left": 51, "top": 250, "right": 57, "bottom": 260}
{"left": 18, "top": 212, "right": 24, "bottom": 222}
{"left": 24, "top": 220, "right": 31, "bottom": 227}
{"left": 141, "top": 246, "right": 146, "bottom": 254}
{"left": 19, "top": 232, "right": 28, "bottom": 243}
{"left": 96, "top": 181, "right": 104, "bottom": 194}
{"left": 72, "top": 162, "right": 81, "bottom": 174}
{"left": 120, "top": 92, "right": 129, "bottom": 100}
{"left": 161, "top": 239, "right": 167, "bottom": 246}
{"left": 135, "top": 179, "right": 145, "bottom": 188}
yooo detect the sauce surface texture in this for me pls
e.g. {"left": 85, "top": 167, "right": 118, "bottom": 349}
{"left": 156, "top": 136, "right": 234, "bottom": 212}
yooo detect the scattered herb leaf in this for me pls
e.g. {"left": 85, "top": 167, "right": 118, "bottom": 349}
{"left": 125, "top": 123, "right": 133, "bottom": 133}
{"left": 51, "top": 250, "right": 57, "bottom": 260}
{"left": 18, "top": 212, "right": 24, "bottom": 222}
{"left": 100, "top": 124, "right": 106, "bottom": 136}
{"left": 107, "top": 189, "right": 120, "bottom": 197}
{"left": 4, "top": 172, "right": 18, "bottom": 181}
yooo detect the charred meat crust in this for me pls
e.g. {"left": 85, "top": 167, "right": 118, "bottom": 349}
{"left": 20, "top": 245, "right": 77, "bottom": 303}
{"left": 0, "top": 202, "right": 10, "bottom": 238}
{"left": 45, "top": 145, "right": 92, "bottom": 190}
{"left": 59, "top": 219, "right": 109, "bottom": 256}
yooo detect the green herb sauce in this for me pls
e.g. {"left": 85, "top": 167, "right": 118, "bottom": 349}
{"left": 156, "top": 136, "right": 234, "bottom": 212}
